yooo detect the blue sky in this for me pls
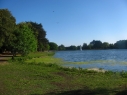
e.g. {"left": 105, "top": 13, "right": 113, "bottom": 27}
{"left": 1, "top": 0, "right": 127, "bottom": 46}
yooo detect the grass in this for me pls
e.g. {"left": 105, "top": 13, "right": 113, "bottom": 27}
{"left": 26, "top": 56, "right": 63, "bottom": 64}
{"left": 10, "top": 52, "right": 62, "bottom": 64}
{"left": 0, "top": 52, "right": 127, "bottom": 95}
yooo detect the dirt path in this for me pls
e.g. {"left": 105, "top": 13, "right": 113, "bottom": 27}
{"left": 0, "top": 54, "right": 12, "bottom": 64}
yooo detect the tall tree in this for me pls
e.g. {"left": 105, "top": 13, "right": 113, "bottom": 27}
{"left": 26, "top": 22, "right": 49, "bottom": 51}
{"left": 12, "top": 22, "right": 37, "bottom": 57}
{"left": 0, "top": 9, "right": 16, "bottom": 51}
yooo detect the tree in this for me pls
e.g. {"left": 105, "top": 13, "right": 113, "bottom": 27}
{"left": 114, "top": 40, "right": 127, "bottom": 49}
{"left": 82, "top": 43, "right": 87, "bottom": 50}
{"left": 58, "top": 44, "right": 65, "bottom": 50}
{"left": 102, "top": 42, "right": 109, "bottom": 49}
{"left": 0, "top": 9, "right": 16, "bottom": 51}
{"left": 40, "top": 43, "right": 50, "bottom": 51}
{"left": 109, "top": 44, "right": 114, "bottom": 49}
{"left": 69, "top": 45, "right": 77, "bottom": 50}
{"left": 12, "top": 22, "right": 37, "bottom": 57}
{"left": 45, "top": 44, "right": 50, "bottom": 51}
{"left": 77, "top": 45, "right": 80, "bottom": 50}
{"left": 49, "top": 42, "right": 58, "bottom": 50}
{"left": 89, "top": 40, "right": 102, "bottom": 49}
{"left": 26, "top": 22, "right": 49, "bottom": 51}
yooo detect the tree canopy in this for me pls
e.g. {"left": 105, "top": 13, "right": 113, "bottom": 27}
{"left": 26, "top": 22, "right": 49, "bottom": 51}
{"left": 0, "top": 9, "right": 49, "bottom": 56}
{"left": 114, "top": 40, "right": 127, "bottom": 49}
{"left": 0, "top": 9, "right": 16, "bottom": 48}
{"left": 12, "top": 22, "right": 37, "bottom": 56}
{"left": 49, "top": 42, "right": 58, "bottom": 50}
{"left": 102, "top": 42, "right": 109, "bottom": 49}
{"left": 82, "top": 43, "right": 87, "bottom": 49}
{"left": 58, "top": 44, "right": 65, "bottom": 50}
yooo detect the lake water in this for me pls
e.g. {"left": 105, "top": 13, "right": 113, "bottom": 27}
{"left": 54, "top": 49, "right": 127, "bottom": 72}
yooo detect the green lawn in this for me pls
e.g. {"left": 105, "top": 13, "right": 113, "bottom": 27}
{"left": 0, "top": 52, "right": 127, "bottom": 95}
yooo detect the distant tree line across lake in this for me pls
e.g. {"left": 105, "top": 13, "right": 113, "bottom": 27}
{"left": 57, "top": 40, "right": 127, "bottom": 51}
{"left": 0, "top": 9, "right": 127, "bottom": 58}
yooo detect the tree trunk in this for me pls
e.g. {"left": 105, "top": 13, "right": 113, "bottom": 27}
{"left": 11, "top": 49, "right": 16, "bottom": 60}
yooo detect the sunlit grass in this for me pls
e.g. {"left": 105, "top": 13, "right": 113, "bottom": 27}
{"left": 24, "top": 51, "right": 63, "bottom": 64}
{"left": 26, "top": 56, "right": 63, "bottom": 64}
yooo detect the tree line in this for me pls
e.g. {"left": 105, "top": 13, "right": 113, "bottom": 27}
{"left": 82, "top": 40, "right": 127, "bottom": 50}
{"left": 48, "top": 40, "right": 127, "bottom": 51}
{"left": 57, "top": 40, "right": 127, "bottom": 51}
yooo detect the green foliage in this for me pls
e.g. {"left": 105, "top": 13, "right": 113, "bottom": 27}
{"left": 49, "top": 42, "right": 58, "bottom": 50}
{"left": 90, "top": 40, "right": 103, "bottom": 49}
{"left": 11, "top": 52, "right": 56, "bottom": 63}
{"left": 82, "top": 43, "right": 87, "bottom": 50}
{"left": 12, "top": 22, "right": 37, "bottom": 56}
{"left": 114, "top": 40, "right": 127, "bottom": 49}
{"left": 26, "top": 22, "right": 49, "bottom": 51}
{"left": 70, "top": 45, "right": 77, "bottom": 50}
{"left": 63, "top": 41, "right": 113, "bottom": 50}
{"left": 65, "top": 45, "right": 77, "bottom": 50}
{"left": 58, "top": 44, "right": 65, "bottom": 50}
{"left": 102, "top": 42, "right": 109, "bottom": 49}
{"left": 45, "top": 44, "right": 50, "bottom": 51}
{"left": 41, "top": 44, "right": 50, "bottom": 51}
{"left": 109, "top": 44, "right": 114, "bottom": 49}
{"left": 0, "top": 9, "right": 16, "bottom": 47}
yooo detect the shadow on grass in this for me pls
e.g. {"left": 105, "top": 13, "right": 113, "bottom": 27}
{"left": 115, "top": 89, "right": 127, "bottom": 95}
{"left": 30, "top": 87, "right": 127, "bottom": 95}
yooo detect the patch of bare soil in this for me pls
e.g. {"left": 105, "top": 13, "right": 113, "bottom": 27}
{"left": 0, "top": 53, "right": 12, "bottom": 64}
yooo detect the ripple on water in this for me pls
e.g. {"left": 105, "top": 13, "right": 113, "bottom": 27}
{"left": 54, "top": 50, "right": 127, "bottom": 72}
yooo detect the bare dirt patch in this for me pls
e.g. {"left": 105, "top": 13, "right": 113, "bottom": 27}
{"left": 0, "top": 53, "right": 12, "bottom": 64}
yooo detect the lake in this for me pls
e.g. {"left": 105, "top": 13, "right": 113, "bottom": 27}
{"left": 54, "top": 49, "right": 127, "bottom": 72}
